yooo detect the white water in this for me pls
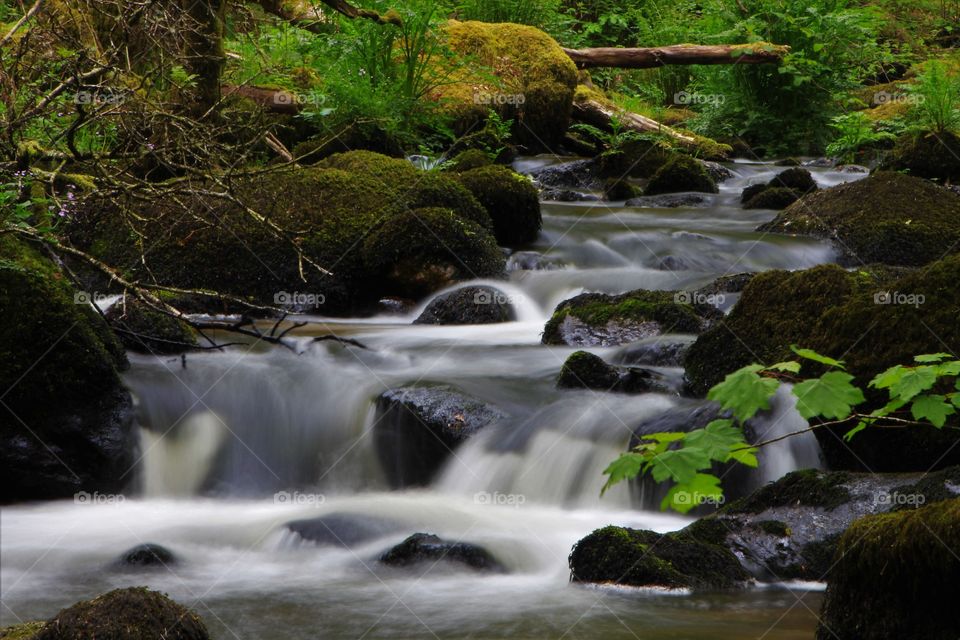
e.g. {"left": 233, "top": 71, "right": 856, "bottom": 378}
{"left": 0, "top": 160, "right": 865, "bottom": 638}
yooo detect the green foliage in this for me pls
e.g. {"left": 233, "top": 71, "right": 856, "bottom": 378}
{"left": 455, "top": 0, "right": 563, "bottom": 29}
{"left": 603, "top": 347, "right": 960, "bottom": 512}
{"left": 825, "top": 112, "right": 896, "bottom": 163}
{"left": 907, "top": 60, "right": 960, "bottom": 134}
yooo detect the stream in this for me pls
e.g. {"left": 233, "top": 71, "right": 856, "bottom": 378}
{"left": 0, "top": 160, "right": 865, "bottom": 639}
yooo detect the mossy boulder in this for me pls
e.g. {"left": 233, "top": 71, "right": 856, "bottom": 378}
{"left": 759, "top": 172, "right": 960, "bottom": 266}
{"left": 543, "top": 290, "right": 722, "bottom": 347}
{"left": 436, "top": 21, "right": 578, "bottom": 151}
{"left": 72, "top": 157, "right": 505, "bottom": 314}
{"left": 105, "top": 299, "right": 197, "bottom": 354}
{"left": 33, "top": 587, "right": 208, "bottom": 640}
{"left": 816, "top": 499, "right": 960, "bottom": 639}
{"left": 684, "top": 258, "right": 960, "bottom": 471}
{"left": 413, "top": 285, "right": 515, "bottom": 325}
{"left": 603, "top": 178, "right": 642, "bottom": 201}
{"left": 595, "top": 136, "right": 675, "bottom": 180}
{"left": 362, "top": 207, "right": 504, "bottom": 299}
{"left": 456, "top": 165, "right": 541, "bottom": 245}
{"left": 380, "top": 533, "right": 505, "bottom": 572}
{"left": 446, "top": 149, "right": 493, "bottom": 173}
{"left": 0, "top": 237, "right": 135, "bottom": 503}
{"left": 741, "top": 167, "right": 817, "bottom": 209}
{"left": 879, "top": 131, "right": 960, "bottom": 183}
{"left": 768, "top": 167, "right": 819, "bottom": 193}
{"left": 291, "top": 124, "right": 404, "bottom": 164}
{"left": 644, "top": 154, "right": 718, "bottom": 196}
{"left": 556, "top": 351, "right": 672, "bottom": 394}
{"left": 568, "top": 525, "right": 751, "bottom": 590}
{"left": 743, "top": 186, "right": 803, "bottom": 209}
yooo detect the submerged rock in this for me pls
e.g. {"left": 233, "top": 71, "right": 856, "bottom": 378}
{"left": 116, "top": 543, "right": 177, "bottom": 568}
{"left": 414, "top": 286, "right": 515, "bottom": 325}
{"left": 625, "top": 193, "right": 709, "bottom": 208}
{"left": 379, "top": 533, "right": 504, "bottom": 572}
{"left": 506, "top": 251, "right": 564, "bottom": 272}
{"left": 0, "top": 237, "right": 135, "bottom": 503}
{"left": 758, "top": 172, "right": 960, "bottom": 266}
{"left": 33, "top": 587, "right": 209, "bottom": 640}
{"left": 556, "top": 351, "right": 673, "bottom": 394}
{"left": 373, "top": 386, "right": 507, "bottom": 488}
{"left": 569, "top": 525, "right": 751, "bottom": 590}
{"left": 817, "top": 498, "right": 960, "bottom": 639}
{"left": 284, "top": 513, "right": 403, "bottom": 548}
{"left": 542, "top": 289, "right": 722, "bottom": 347}
{"left": 644, "top": 155, "right": 718, "bottom": 196}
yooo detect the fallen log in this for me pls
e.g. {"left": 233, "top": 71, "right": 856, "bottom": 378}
{"left": 221, "top": 84, "right": 301, "bottom": 114}
{"left": 572, "top": 86, "right": 697, "bottom": 147}
{"left": 562, "top": 43, "right": 789, "bottom": 69}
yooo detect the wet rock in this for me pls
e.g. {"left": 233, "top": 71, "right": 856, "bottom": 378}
{"left": 695, "top": 272, "right": 755, "bottom": 296}
{"left": 760, "top": 171, "right": 960, "bottom": 267}
{"left": 542, "top": 290, "right": 722, "bottom": 347}
{"left": 284, "top": 513, "right": 403, "bottom": 548}
{"left": 413, "top": 286, "right": 515, "bottom": 325}
{"left": 816, "top": 498, "right": 960, "bottom": 639}
{"left": 741, "top": 168, "right": 817, "bottom": 209}
{"left": 743, "top": 187, "right": 803, "bottom": 209}
{"left": 569, "top": 525, "right": 751, "bottom": 590}
{"left": 701, "top": 160, "right": 735, "bottom": 183}
{"left": 644, "top": 155, "right": 719, "bottom": 196}
{"left": 613, "top": 338, "right": 695, "bottom": 368}
{"left": 625, "top": 193, "right": 708, "bottom": 208}
{"left": 105, "top": 298, "right": 197, "bottom": 354}
{"left": 0, "top": 237, "right": 135, "bottom": 504}
{"left": 116, "top": 543, "right": 176, "bottom": 568}
{"left": 379, "top": 533, "right": 505, "bottom": 572}
{"left": 556, "top": 351, "right": 673, "bottom": 394}
{"left": 33, "top": 587, "right": 209, "bottom": 640}
{"left": 373, "top": 386, "right": 507, "bottom": 488}
{"left": 836, "top": 164, "right": 868, "bottom": 173}
{"left": 539, "top": 188, "right": 601, "bottom": 202}
{"left": 506, "top": 251, "right": 564, "bottom": 272}
{"left": 603, "top": 178, "right": 641, "bottom": 201}
{"left": 530, "top": 158, "right": 602, "bottom": 191}
{"left": 803, "top": 157, "right": 835, "bottom": 168}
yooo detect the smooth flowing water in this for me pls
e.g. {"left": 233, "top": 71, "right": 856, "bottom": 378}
{"left": 0, "top": 160, "right": 864, "bottom": 638}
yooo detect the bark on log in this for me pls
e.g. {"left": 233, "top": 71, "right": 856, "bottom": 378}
{"left": 572, "top": 95, "right": 697, "bottom": 147}
{"left": 222, "top": 84, "right": 301, "bottom": 114}
{"left": 562, "top": 44, "right": 789, "bottom": 69}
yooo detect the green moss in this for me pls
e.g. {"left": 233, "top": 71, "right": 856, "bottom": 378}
{"left": 319, "top": 150, "right": 419, "bottom": 191}
{"left": 456, "top": 165, "right": 541, "bottom": 245}
{"left": 34, "top": 587, "right": 209, "bottom": 640}
{"left": 743, "top": 187, "right": 801, "bottom": 209}
{"left": 644, "top": 154, "right": 718, "bottom": 196}
{"left": 292, "top": 125, "right": 404, "bottom": 164}
{"left": 447, "top": 149, "right": 493, "bottom": 172}
{"left": 557, "top": 351, "right": 619, "bottom": 390}
{"left": 569, "top": 525, "right": 751, "bottom": 590}
{"left": 400, "top": 172, "right": 492, "bottom": 231}
{"left": 879, "top": 131, "right": 960, "bottom": 183}
{"left": 0, "top": 622, "right": 46, "bottom": 639}
{"left": 361, "top": 207, "right": 505, "bottom": 299}
{"left": 604, "top": 178, "right": 642, "bottom": 200}
{"left": 105, "top": 298, "right": 197, "bottom": 354}
{"left": 760, "top": 172, "right": 960, "bottom": 266}
{"left": 725, "top": 470, "right": 852, "bottom": 514}
{"left": 543, "top": 290, "right": 715, "bottom": 345}
{"left": 817, "top": 499, "right": 960, "bottom": 639}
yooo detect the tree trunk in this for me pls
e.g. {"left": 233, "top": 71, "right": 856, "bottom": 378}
{"left": 562, "top": 44, "right": 789, "bottom": 69}
{"left": 572, "top": 95, "right": 697, "bottom": 147}
{"left": 181, "top": 0, "right": 228, "bottom": 116}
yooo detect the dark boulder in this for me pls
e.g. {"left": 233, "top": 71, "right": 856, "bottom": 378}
{"left": 529, "top": 158, "right": 602, "bottom": 191}
{"left": 456, "top": 165, "right": 542, "bottom": 246}
{"left": 743, "top": 187, "right": 803, "bottom": 210}
{"left": 740, "top": 167, "right": 817, "bottom": 209}
{"left": 373, "top": 386, "right": 507, "bottom": 487}
{"left": 644, "top": 155, "right": 718, "bottom": 196}
{"left": 379, "top": 533, "right": 504, "bottom": 572}
{"left": 284, "top": 513, "right": 403, "bottom": 548}
{"left": 556, "top": 351, "right": 673, "bottom": 394}
{"left": 603, "top": 178, "right": 641, "bottom": 201}
{"left": 33, "top": 587, "right": 209, "bottom": 640}
{"left": 413, "top": 286, "right": 515, "bottom": 325}
{"left": 116, "top": 543, "right": 177, "bottom": 568}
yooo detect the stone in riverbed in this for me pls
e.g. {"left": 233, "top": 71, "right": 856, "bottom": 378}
{"left": 556, "top": 351, "right": 673, "bottom": 394}
{"left": 643, "top": 155, "right": 718, "bottom": 196}
{"left": 379, "top": 533, "right": 504, "bottom": 572}
{"left": 116, "top": 543, "right": 177, "bottom": 568}
{"left": 413, "top": 286, "right": 515, "bottom": 325}
{"left": 284, "top": 513, "right": 403, "bottom": 548}
{"left": 625, "top": 193, "right": 708, "bottom": 208}
{"left": 373, "top": 386, "right": 507, "bottom": 488}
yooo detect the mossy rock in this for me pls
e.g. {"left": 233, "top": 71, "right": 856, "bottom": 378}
{"left": 759, "top": 172, "right": 960, "bottom": 266}
{"left": 437, "top": 20, "right": 578, "bottom": 152}
{"left": 644, "top": 155, "right": 718, "bottom": 196}
{"left": 292, "top": 124, "right": 404, "bottom": 164}
{"left": 767, "top": 167, "right": 818, "bottom": 193}
{"left": 879, "top": 131, "right": 960, "bottom": 183}
{"left": 684, "top": 257, "right": 960, "bottom": 471}
{"left": 399, "top": 171, "right": 492, "bottom": 231}
{"left": 596, "top": 137, "right": 676, "bottom": 180}
{"left": 603, "top": 178, "right": 642, "bottom": 201}
{"left": 0, "top": 236, "right": 134, "bottom": 503}
{"left": 319, "top": 150, "right": 419, "bottom": 191}
{"left": 105, "top": 299, "right": 197, "bottom": 354}
{"left": 556, "top": 350, "right": 670, "bottom": 394}
{"left": 568, "top": 525, "right": 751, "bottom": 590}
{"left": 743, "top": 187, "right": 802, "bottom": 209}
{"left": 456, "top": 165, "right": 542, "bottom": 246}
{"left": 362, "top": 207, "right": 505, "bottom": 299}
{"left": 725, "top": 469, "right": 853, "bottom": 514}
{"left": 34, "top": 587, "right": 209, "bottom": 640}
{"left": 543, "top": 289, "right": 722, "bottom": 347}
{"left": 816, "top": 499, "right": 960, "bottom": 639}
{"left": 446, "top": 149, "right": 493, "bottom": 173}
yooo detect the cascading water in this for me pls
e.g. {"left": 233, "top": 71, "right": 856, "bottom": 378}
{"left": 0, "top": 160, "right": 864, "bottom": 639}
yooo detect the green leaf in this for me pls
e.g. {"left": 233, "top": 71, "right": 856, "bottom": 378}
{"left": 684, "top": 419, "right": 744, "bottom": 461}
{"left": 650, "top": 446, "right": 712, "bottom": 485}
{"left": 707, "top": 366, "right": 780, "bottom": 423}
{"left": 790, "top": 345, "right": 845, "bottom": 369}
{"left": 889, "top": 366, "right": 939, "bottom": 402}
{"left": 870, "top": 364, "right": 906, "bottom": 390}
{"left": 936, "top": 361, "right": 960, "bottom": 377}
{"left": 914, "top": 353, "right": 952, "bottom": 363}
{"left": 768, "top": 361, "right": 801, "bottom": 373}
{"left": 729, "top": 445, "right": 759, "bottom": 468}
{"left": 792, "top": 371, "right": 866, "bottom": 420}
{"left": 661, "top": 473, "right": 723, "bottom": 514}
{"left": 601, "top": 452, "right": 646, "bottom": 495}
{"left": 843, "top": 420, "right": 869, "bottom": 441}
{"left": 910, "top": 394, "right": 955, "bottom": 428}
